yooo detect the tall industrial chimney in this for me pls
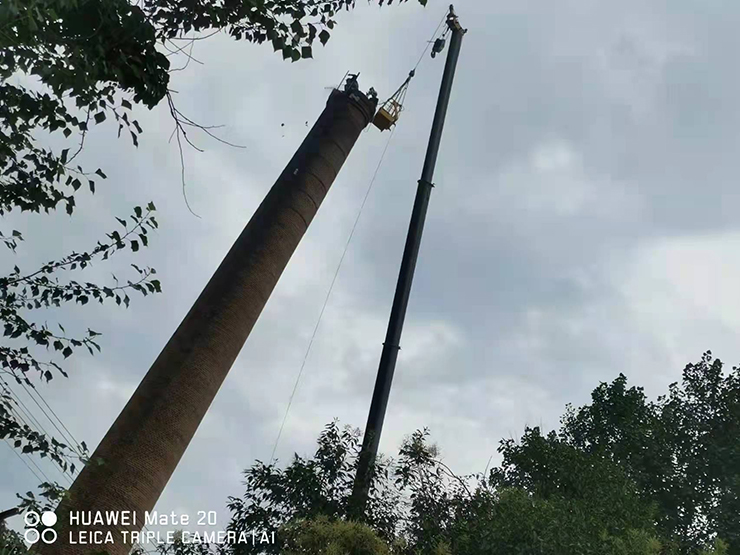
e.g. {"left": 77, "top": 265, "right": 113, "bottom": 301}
{"left": 42, "top": 83, "right": 378, "bottom": 555}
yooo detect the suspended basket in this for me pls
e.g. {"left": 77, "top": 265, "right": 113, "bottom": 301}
{"left": 373, "top": 70, "right": 415, "bottom": 131}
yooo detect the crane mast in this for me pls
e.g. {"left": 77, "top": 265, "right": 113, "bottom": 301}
{"left": 350, "top": 4, "right": 467, "bottom": 518}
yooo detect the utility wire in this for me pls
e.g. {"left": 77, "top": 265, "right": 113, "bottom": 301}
{"left": 1, "top": 378, "right": 76, "bottom": 479}
{"left": 3, "top": 437, "right": 54, "bottom": 485}
{"left": 4, "top": 439, "right": 43, "bottom": 483}
{"left": 2, "top": 383, "right": 154, "bottom": 539}
{"left": 21, "top": 380, "right": 83, "bottom": 457}
{"left": 2, "top": 395, "right": 73, "bottom": 486}
{"left": 1, "top": 380, "right": 47, "bottom": 438}
{"left": 270, "top": 125, "right": 399, "bottom": 464}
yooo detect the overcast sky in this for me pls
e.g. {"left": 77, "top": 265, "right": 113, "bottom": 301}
{"left": 3, "top": 0, "right": 740, "bottom": 542}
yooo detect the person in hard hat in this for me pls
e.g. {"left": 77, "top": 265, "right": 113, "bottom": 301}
{"left": 345, "top": 73, "right": 360, "bottom": 92}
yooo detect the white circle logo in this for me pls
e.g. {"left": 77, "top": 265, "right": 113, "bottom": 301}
{"left": 23, "top": 510, "right": 58, "bottom": 545}
{"left": 41, "top": 528, "right": 58, "bottom": 544}
{"left": 24, "top": 528, "right": 40, "bottom": 545}
{"left": 24, "top": 511, "right": 40, "bottom": 527}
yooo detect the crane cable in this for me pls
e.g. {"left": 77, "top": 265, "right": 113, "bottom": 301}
{"left": 270, "top": 125, "right": 398, "bottom": 464}
{"left": 375, "top": 10, "right": 447, "bottom": 112}
{"left": 413, "top": 11, "right": 449, "bottom": 72}
{"left": 269, "top": 8, "right": 449, "bottom": 464}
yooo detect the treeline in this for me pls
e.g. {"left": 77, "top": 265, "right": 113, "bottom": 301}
{"left": 132, "top": 351, "right": 740, "bottom": 555}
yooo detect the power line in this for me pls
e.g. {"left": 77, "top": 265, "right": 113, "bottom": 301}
{"left": 1, "top": 380, "right": 46, "bottom": 436}
{"left": 25, "top": 452, "right": 55, "bottom": 485}
{"left": 1, "top": 378, "right": 76, "bottom": 480}
{"left": 270, "top": 125, "right": 399, "bottom": 464}
{"left": 2, "top": 380, "right": 160, "bottom": 545}
{"left": 3, "top": 395, "right": 73, "bottom": 487}
{"left": 21, "top": 379, "right": 83, "bottom": 456}
{"left": 3, "top": 437, "right": 54, "bottom": 485}
{"left": 3, "top": 439, "right": 43, "bottom": 483}
{"left": 2, "top": 381, "right": 157, "bottom": 539}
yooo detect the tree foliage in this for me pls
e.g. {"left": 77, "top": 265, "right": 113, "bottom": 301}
{"left": 210, "top": 353, "right": 738, "bottom": 555}
{"left": 216, "top": 424, "right": 660, "bottom": 555}
{"left": 225, "top": 422, "right": 401, "bottom": 554}
{"left": 281, "top": 515, "right": 391, "bottom": 555}
{"left": 0, "top": 204, "right": 160, "bottom": 476}
{"left": 1, "top": 0, "right": 427, "bottom": 221}
{"left": 555, "top": 352, "right": 740, "bottom": 554}
{"left": 0, "top": 519, "right": 25, "bottom": 555}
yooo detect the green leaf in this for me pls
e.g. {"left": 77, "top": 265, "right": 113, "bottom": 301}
{"left": 94, "top": 112, "right": 106, "bottom": 124}
{"left": 62, "top": 346, "right": 73, "bottom": 358}
{"left": 290, "top": 19, "right": 304, "bottom": 36}
{"left": 60, "top": 148, "right": 69, "bottom": 164}
{"left": 131, "top": 240, "right": 139, "bottom": 252}
{"left": 146, "top": 201, "right": 156, "bottom": 211}
{"left": 301, "top": 46, "right": 313, "bottom": 59}
{"left": 63, "top": 128, "right": 72, "bottom": 138}
{"left": 319, "top": 30, "right": 331, "bottom": 45}
{"left": 95, "top": 169, "right": 107, "bottom": 179}
{"left": 121, "top": 99, "right": 132, "bottom": 109}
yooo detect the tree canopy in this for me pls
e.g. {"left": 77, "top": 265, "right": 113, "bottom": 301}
{"left": 211, "top": 352, "right": 739, "bottom": 555}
